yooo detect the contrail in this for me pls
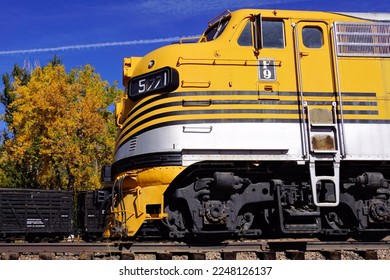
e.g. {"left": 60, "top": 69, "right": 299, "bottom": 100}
{"left": 0, "top": 36, "right": 198, "bottom": 55}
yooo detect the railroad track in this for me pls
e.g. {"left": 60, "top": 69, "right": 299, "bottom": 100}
{"left": 1, "top": 239, "right": 390, "bottom": 260}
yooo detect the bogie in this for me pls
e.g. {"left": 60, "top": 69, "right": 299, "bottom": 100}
{"left": 157, "top": 163, "right": 390, "bottom": 241}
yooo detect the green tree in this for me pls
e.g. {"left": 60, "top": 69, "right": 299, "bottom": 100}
{"left": 1, "top": 64, "right": 33, "bottom": 188}
{"left": 1, "top": 64, "right": 31, "bottom": 137}
{"left": 0, "top": 61, "right": 121, "bottom": 190}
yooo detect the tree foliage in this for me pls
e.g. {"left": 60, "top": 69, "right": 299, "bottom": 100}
{"left": 0, "top": 60, "right": 121, "bottom": 190}
{"left": 1, "top": 64, "right": 30, "bottom": 138}
{"left": 1, "top": 64, "right": 32, "bottom": 188}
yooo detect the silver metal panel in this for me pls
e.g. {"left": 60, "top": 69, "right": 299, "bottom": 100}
{"left": 114, "top": 122, "right": 303, "bottom": 163}
{"left": 343, "top": 123, "right": 390, "bottom": 159}
{"left": 114, "top": 122, "right": 390, "bottom": 165}
{"left": 335, "top": 12, "right": 390, "bottom": 22}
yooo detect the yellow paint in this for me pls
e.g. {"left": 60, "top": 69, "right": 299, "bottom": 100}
{"left": 118, "top": 9, "right": 390, "bottom": 138}
{"left": 104, "top": 166, "right": 185, "bottom": 238}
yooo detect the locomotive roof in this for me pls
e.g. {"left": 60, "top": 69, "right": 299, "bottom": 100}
{"left": 335, "top": 12, "right": 390, "bottom": 22}
{"left": 232, "top": 9, "right": 390, "bottom": 22}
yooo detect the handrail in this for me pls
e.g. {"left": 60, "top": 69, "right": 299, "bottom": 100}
{"left": 330, "top": 24, "right": 347, "bottom": 157}
{"left": 292, "top": 22, "right": 309, "bottom": 159}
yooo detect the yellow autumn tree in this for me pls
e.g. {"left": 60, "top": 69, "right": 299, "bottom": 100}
{"left": 2, "top": 62, "right": 121, "bottom": 190}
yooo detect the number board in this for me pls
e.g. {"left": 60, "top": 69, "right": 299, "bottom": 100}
{"left": 258, "top": 59, "right": 276, "bottom": 81}
{"left": 128, "top": 67, "right": 179, "bottom": 101}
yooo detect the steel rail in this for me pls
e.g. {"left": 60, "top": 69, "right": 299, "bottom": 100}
{"left": 0, "top": 242, "right": 120, "bottom": 254}
{"left": 0, "top": 239, "right": 389, "bottom": 254}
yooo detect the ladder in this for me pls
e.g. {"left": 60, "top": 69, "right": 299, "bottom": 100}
{"left": 304, "top": 101, "right": 340, "bottom": 207}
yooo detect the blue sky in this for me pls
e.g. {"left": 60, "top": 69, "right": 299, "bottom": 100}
{"left": 1, "top": 0, "right": 390, "bottom": 131}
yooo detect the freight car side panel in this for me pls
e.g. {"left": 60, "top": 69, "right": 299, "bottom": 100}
{"left": 76, "top": 189, "right": 110, "bottom": 237}
{"left": 0, "top": 188, "right": 73, "bottom": 238}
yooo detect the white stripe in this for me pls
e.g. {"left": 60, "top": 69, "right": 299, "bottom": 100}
{"left": 0, "top": 36, "right": 195, "bottom": 55}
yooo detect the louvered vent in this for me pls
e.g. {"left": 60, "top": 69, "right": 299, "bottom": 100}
{"left": 335, "top": 22, "right": 390, "bottom": 57}
{"left": 128, "top": 136, "right": 137, "bottom": 151}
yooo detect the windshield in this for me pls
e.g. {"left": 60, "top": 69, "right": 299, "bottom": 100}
{"left": 202, "top": 17, "right": 230, "bottom": 42}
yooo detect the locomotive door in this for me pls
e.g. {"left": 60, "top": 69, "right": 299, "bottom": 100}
{"left": 295, "top": 21, "right": 342, "bottom": 207}
{"left": 297, "top": 22, "right": 335, "bottom": 96}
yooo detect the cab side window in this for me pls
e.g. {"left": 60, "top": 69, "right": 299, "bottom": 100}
{"left": 238, "top": 21, "right": 252, "bottom": 46}
{"left": 302, "top": 27, "right": 323, "bottom": 48}
{"left": 238, "top": 19, "right": 285, "bottom": 48}
{"left": 262, "top": 20, "right": 285, "bottom": 48}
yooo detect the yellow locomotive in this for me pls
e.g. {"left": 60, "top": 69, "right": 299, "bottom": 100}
{"left": 104, "top": 9, "right": 390, "bottom": 241}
